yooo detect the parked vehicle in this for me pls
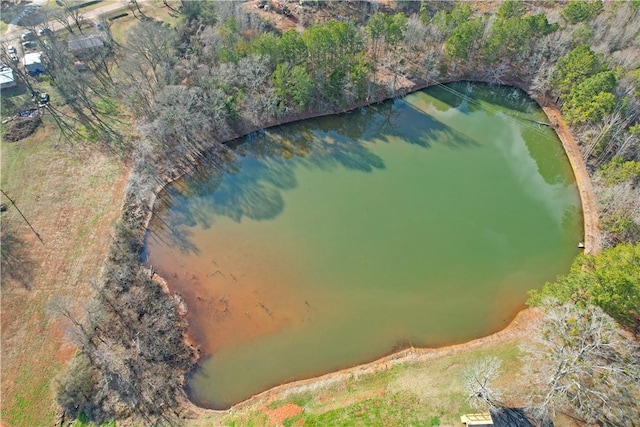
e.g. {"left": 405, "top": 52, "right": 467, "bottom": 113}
{"left": 7, "top": 45, "right": 17, "bottom": 54}
{"left": 21, "top": 31, "right": 35, "bottom": 41}
{"left": 22, "top": 41, "right": 37, "bottom": 50}
{"left": 38, "top": 27, "right": 52, "bottom": 36}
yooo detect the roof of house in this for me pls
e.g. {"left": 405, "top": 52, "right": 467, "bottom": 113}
{"left": 0, "top": 66, "right": 16, "bottom": 86}
{"left": 23, "top": 52, "right": 43, "bottom": 66}
{"left": 68, "top": 35, "right": 104, "bottom": 52}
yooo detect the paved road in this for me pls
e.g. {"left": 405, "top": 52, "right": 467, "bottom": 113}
{"left": 6, "top": 0, "right": 48, "bottom": 34}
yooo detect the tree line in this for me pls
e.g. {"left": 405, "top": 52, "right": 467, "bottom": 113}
{"left": 42, "top": 1, "right": 639, "bottom": 424}
{"left": 52, "top": 200, "right": 196, "bottom": 424}
{"left": 524, "top": 242, "right": 640, "bottom": 425}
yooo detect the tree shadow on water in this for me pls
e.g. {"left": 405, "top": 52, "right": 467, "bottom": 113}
{"left": 149, "top": 96, "right": 479, "bottom": 254}
{"left": 206, "top": 157, "right": 290, "bottom": 222}
{"left": 146, "top": 193, "right": 201, "bottom": 256}
{"left": 146, "top": 153, "right": 301, "bottom": 254}
{"left": 428, "top": 82, "right": 539, "bottom": 116}
{"left": 427, "top": 83, "right": 470, "bottom": 111}
{"left": 373, "top": 96, "right": 479, "bottom": 149}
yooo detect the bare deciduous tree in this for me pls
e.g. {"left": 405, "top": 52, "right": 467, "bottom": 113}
{"left": 125, "top": 20, "right": 177, "bottom": 83}
{"left": 522, "top": 301, "right": 640, "bottom": 425}
{"left": 54, "top": 353, "right": 98, "bottom": 419}
{"left": 58, "top": 0, "right": 85, "bottom": 34}
{"left": 463, "top": 356, "right": 503, "bottom": 411}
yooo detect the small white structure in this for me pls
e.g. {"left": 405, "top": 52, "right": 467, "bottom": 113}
{"left": 0, "top": 66, "right": 17, "bottom": 89}
{"left": 23, "top": 52, "right": 46, "bottom": 74}
{"left": 461, "top": 413, "right": 494, "bottom": 426}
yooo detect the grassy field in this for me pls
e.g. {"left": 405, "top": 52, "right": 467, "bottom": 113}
{"left": 0, "top": 3, "right": 218, "bottom": 427}
{"left": 0, "top": 4, "right": 180, "bottom": 425}
{"left": 105, "top": 0, "right": 181, "bottom": 45}
{"left": 0, "top": 119, "right": 127, "bottom": 426}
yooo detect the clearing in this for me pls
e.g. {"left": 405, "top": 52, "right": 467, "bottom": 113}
{"left": 1, "top": 123, "right": 127, "bottom": 427}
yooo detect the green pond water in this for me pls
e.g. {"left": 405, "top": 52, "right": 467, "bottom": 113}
{"left": 145, "top": 83, "right": 582, "bottom": 409}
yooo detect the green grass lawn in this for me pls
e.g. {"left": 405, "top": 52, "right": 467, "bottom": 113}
{"left": 191, "top": 338, "right": 528, "bottom": 427}
{"left": 106, "top": 0, "right": 179, "bottom": 45}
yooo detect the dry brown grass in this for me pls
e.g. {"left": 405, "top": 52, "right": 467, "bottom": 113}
{"left": 1, "top": 123, "right": 127, "bottom": 426}
{"left": 0, "top": 5, "right": 182, "bottom": 426}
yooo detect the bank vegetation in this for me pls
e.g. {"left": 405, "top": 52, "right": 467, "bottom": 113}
{"left": 3, "top": 0, "right": 638, "bottom": 425}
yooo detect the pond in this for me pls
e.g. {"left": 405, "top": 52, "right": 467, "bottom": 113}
{"left": 145, "top": 82, "right": 582, "bottom": 409}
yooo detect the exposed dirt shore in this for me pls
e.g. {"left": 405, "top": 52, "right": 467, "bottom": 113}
{"left": 536, "top": 95, "right": 602, "bottom": 256}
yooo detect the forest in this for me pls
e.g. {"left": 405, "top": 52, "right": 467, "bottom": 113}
{"left": 1, "top": 0, "right": 639, "bottom": 425}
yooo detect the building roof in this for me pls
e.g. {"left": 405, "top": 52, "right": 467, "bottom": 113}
{"left": 0, "top": 66, "right": 16, "bottom": 87}
{"left": 23, "top": 52, "right": 43, "bottom": 66}
{"left": 68, "top": 35, "right": 104, "bottom": 52}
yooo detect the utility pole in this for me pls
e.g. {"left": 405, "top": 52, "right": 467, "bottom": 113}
{"left": 0, "top": 189, "right": 43, "bottom": 244}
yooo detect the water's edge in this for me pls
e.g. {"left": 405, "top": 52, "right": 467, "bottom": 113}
{"left": 180, "top": 307, "right": 544, "bottom": 417}
{"left": 138, "top": 78, "right": 599, "bottom": 414}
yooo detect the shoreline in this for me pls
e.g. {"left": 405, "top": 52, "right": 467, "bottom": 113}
{"left": 536, "top": 95, "right": 602, "bottom": 256}
{"left": 139, "top": 78, "right": 601, "bottom": 416}
{"left": 180, "top": 307, "right": 543, "bottom": 416}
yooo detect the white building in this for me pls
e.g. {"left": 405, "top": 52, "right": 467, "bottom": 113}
{"left": 0, "top": 66, "right": 17, "bottom": 89}
{"left": 23, "top": 52, "right": 46, "bottom": 74}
